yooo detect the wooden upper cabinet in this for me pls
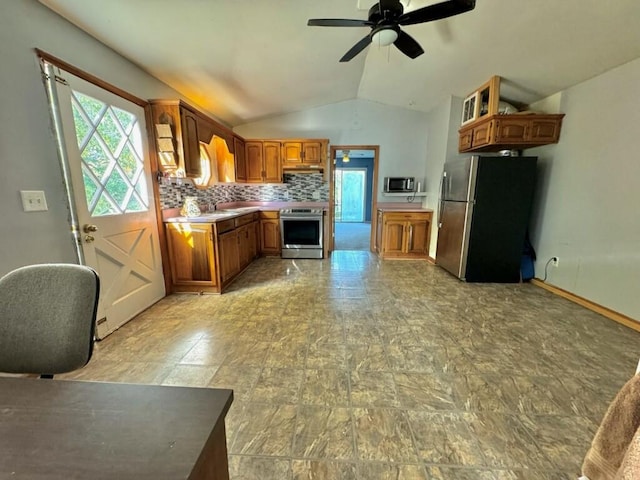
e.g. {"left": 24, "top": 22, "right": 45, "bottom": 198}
{"left": 263, "top": 141, "right": 282, "bottom": 183}
{"left": 529, "top": 117, "right": 562, "bottom": 142}
{"left": 234, "top": 136, "right": 247, "bottom": 182}
{"left": 245, "top": 141, "right": 264, "bottom": 183}
{"left": 244, "top": 141, "right": 282, "bottom": 183}
{"left": 179, "top": 107, "right": 201, "bottom": 178}
{"left": 302, "top": 141, "right": 323, "bottom": 165}
{"left": 457, "top": 76, "right": 565, "bottom": 153}
{"left": 459, "top": 114, "right": 564, "bottom": 153}
{"left": 149, "top": 100, "right": 235, "bottom": 178}
{"left": 282, "top": 140, "right": 326, "bottom": 166}
{"left": 282, "top": 142, "right": 302, "bottom": 165}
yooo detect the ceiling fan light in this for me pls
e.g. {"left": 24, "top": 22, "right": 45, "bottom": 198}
{"left": 372, "top": 28, "right": 398, "bottom": 47}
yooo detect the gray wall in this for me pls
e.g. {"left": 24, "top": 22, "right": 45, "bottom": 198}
{"left": 527, "top": 56, "right": 640, "bottom": 321}
{"left": 0, "top": 0, "right": 187, "bottom": 275}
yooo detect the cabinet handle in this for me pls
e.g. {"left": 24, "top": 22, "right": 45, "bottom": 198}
{"left": 408, "top": 225, "right": 413, "bottom": 251}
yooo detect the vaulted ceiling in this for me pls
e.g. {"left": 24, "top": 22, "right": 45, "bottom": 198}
{"left": 40, "top": 0, "right": 640, "bottom": 127}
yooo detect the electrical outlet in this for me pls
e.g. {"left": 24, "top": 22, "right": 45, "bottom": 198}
{"left": 551, "top": 257, "right": 559, "bottom": 267}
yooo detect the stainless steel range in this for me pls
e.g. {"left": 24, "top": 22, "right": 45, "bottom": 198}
{"left": 279, "top": 208, "right": 324, "bottom": 259}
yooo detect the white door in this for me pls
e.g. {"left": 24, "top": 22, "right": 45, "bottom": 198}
{"left": 54, "top": 70, "right": 165, "bottom": 339}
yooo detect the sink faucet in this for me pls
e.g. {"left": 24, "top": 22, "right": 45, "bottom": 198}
{"left": 208, "top": 201, "right": 222, "bottom": 212}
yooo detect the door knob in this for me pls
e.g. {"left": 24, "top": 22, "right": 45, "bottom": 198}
{"left": 84, "top": 235, "right": 95, "bottom": 243}
{"left": 83, "top": 224, "right": 98, "bottom": 233}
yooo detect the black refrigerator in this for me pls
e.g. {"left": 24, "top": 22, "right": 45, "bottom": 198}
{"left": 435, "top": 155, "right": 537, "bottom": 282}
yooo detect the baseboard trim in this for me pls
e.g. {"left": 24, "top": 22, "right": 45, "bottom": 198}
{"left": 530, "top": 278, "right": 640, "bottom": 333}
{"left": 427, "top": 256, "right": 436, "bottom": 264}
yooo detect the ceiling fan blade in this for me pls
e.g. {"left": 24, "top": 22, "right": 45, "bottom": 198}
{"left": 398, "top": 0, "right": 475, "bottom": 26}
{"left": 308, "top": 18, "right": 372, "bottom": 27}
{"left": 394, "top": 30, "right": 424, "bottom": 59}
{"left": 339, "top": 34, "right": 373, "bottom": 62}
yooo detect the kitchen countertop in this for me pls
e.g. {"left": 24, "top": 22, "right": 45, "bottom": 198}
{"left": 163, "top": 201, "right": 329, "bottom": 224}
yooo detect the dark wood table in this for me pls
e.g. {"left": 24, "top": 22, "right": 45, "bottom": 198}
{"left": 0, "top": 377, "right": 233, "bottom": 479}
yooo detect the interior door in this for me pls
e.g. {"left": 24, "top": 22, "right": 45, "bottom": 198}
{"left": 54, "top": 69, "right": 165, "bottom": 339}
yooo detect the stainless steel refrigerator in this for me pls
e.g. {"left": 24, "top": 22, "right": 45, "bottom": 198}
{"left": 436, "top": 155, "right": 537, "bottom": 282}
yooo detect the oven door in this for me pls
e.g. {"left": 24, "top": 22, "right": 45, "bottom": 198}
{"left": 280, "top": 216, "right": 323, "bottom": 249}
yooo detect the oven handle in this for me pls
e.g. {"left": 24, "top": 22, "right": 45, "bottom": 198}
{"left": 280, "top": 216, "right": 324, "bottom": 221}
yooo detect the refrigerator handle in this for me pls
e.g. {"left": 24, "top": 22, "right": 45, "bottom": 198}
{"left": 438, "top": 170, "right": 445, "bottom": 228}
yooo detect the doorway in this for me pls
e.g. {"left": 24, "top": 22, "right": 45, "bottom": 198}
{"left": 329, "top": 146, "right": 379, "bottom": 252}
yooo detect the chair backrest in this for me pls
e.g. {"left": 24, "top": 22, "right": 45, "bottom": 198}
{"left": 0, "top": 263, "right": 99, "bottom": 376}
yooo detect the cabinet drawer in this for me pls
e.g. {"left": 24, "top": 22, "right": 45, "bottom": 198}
{"left": 216, "top": 218, "right": 236, "bottom": 234}
{"left": 235, "top": 212, "right": 258, "bottom": 227}
{"left": 259, "top": 210, "right": 279, "bottom": 219}
{"left": 382, "top": 212, "right": 431, "bottom": 222}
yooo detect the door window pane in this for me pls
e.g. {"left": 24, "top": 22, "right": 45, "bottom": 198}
{"left": 70, "top": 90, "right": 149, "bottom": 217}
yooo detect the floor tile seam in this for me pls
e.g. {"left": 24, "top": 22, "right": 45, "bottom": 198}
{"left": 345, "top": 358, "right": 359, "bottom": 471}
{"left": 401, "top": 397, "right": 438, "bottom": 478}
{"left": 471, "top": 410, "right": 562, "bottom": 471}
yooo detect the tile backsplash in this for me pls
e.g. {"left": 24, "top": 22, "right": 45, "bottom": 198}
{"left": 158, "top": 173, "right": 329, "bottom": 209}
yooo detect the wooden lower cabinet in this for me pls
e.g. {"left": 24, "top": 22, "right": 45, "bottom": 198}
{"left": 259, "top": 211, "right": 281, "bottom": 255}
{"left": 376, "top": 210, "right": 432, "bottom": 259}
{"left": 165, "top": 213, "right": 260, "bottom": 293}
{"left": 166, "top": 223, "right": 217, "bottom": 288}
{"left": 217, "top": 229, "right": 240, "bottom": 284}
{"left": 237, "top": 221, "right": 259, "bottom": 269}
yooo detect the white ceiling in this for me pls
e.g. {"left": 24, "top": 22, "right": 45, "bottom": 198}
{"left": 40, "top": 0, "right": 640, "bottom": 128}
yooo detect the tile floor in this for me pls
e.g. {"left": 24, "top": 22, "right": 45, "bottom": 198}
{"left": 61, "top": 251, "right": 640, "bottom": 480}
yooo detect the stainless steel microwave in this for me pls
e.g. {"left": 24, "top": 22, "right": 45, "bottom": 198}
{"left": 383, "top": 177, "right": 415, "bottom": 193}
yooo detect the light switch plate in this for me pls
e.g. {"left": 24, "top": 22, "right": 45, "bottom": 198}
{"left": 20, "top": 190, "right": 48, "bottom": 212}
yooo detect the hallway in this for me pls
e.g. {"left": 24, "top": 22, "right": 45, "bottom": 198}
{"left": 333, "top": 222, "right": 371, "bottom": 251}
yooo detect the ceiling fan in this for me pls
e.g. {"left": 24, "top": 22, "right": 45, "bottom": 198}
{"left": 308, "top": 0, "right": 476, "bottom": 62}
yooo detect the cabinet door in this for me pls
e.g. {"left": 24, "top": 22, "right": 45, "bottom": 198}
{"left": 166, "top": 224, "right": 215, "bottom": 285}
{"left": 237, "top": 225, "right": 251, "bottom": 269}
{"left": 302, "top": 141, "right": 323, "bottom": 165}
{"left": 382, "top": 220, "right": 406, "bottom": 256}
{"left": 248, "top": 221, "right": 259, "bottom": 260}
{"left": 459, "top": 127, "right": 473, "bottom": 152}
{"left": 406, "top": 219, "right": 430, "bottom": 256}
{"left": 529, "top": 118, "right": 561, "bottom": 142}
{"left": 234, "top": 137, "right": 247, "bottom": 182}
{"left": 218, "top": 230, "right": 240, "bottom": 283}
{"left": 282, "top": 142, "right": 302, "bottom": 165}
{"left": 494, "top": 118, "right": 529, "bottom": 143}
{"left": 471, "top": 120, "right": 493, "bottom": 148}
{"left": 263, "top": 141, "right": 282, "bottom": 183}
{"left": 180, "top": 108, "right": 202, "bottom": 178}
{"left": 245, "top": 141, "right": 263, "bottom": 183}
{"left": 260, "top": 219, "right": 281, "bottom": 255}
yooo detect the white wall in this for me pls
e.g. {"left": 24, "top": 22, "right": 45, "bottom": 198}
{"left": 234, "top": 99, "right": 430, "bottom": 202}
{"left": 0, "top": 0, "right": 186, "bottom": 275}
{"left": 529, "top": 57, "right": 640, "bottom": 321}
{"left": 422, "top": 96, "right": 466, "bottom": 257}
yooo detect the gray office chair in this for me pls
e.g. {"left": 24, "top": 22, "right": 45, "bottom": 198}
{"left": 0, "top": 263, "right": 99, "bottom": 378}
